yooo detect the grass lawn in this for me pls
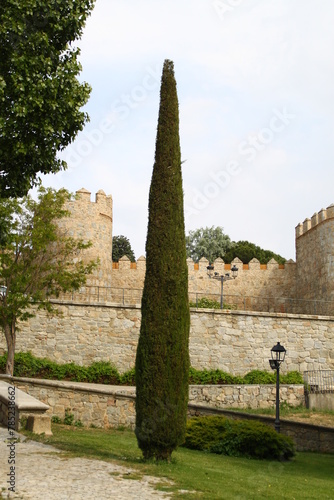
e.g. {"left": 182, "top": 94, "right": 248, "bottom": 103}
{"left": 25, "top": 424, "right": 334, "bottom": 499}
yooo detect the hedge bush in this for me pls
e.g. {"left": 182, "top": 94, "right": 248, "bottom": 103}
{"left": 184, "top": 415, "right": 295, "bottom": 460}
{"left": 189, "top": 297, "right": 236, "bottom": 310}
{"left": 0, "top": 352, "right": 303, "bottom": 386}
{"left": 188, "top": 367, "right": 303, "bottom": 385}
{"left": 0, "top": 352, "right": 128, "bottom": 385}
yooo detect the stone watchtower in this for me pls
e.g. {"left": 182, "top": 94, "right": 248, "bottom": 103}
{"left": 295, "top": 204, "right": 334, "bottom": 303}
{"left": 64, "top": 188, "right": 113, "bottom": 287}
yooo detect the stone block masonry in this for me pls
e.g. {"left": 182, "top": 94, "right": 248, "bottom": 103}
{"left": 0, "top": 380, "right": 50, "bottom": 431}
{"left": 59, "top": 188, "right": 113, "bottom": 287}
{"left": 57, "top": 193, "right": 334, "bottom": 313}
{"left": 112, "top": 255, "right": 297, "bottom": 304}
{"left": 0, "top": 376, "right": 304, "bottom": 427}
{"left": 189, "top": 384, "right": 305, "bottom": 410}
{"left": 296, "top": 204, "right": 334, "bottom": 303}
{"left": 0, "top": 302, "right": 333, "bottom": 375}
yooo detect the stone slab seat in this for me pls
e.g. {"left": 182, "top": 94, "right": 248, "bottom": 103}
{"left": 0, "top": 380, "right": 52, "bottom": 435}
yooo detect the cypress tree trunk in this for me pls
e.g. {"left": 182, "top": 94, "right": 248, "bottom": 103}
{"left": 135, "top": 60, "right": 190, "bottom": 462}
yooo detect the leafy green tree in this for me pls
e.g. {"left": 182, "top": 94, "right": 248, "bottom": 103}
{"left": 0, "top": 0, "right": 95, "bottom": 197}
{"left": 112, "top": 235, "right": 136, "bottom": 262}
{"left": 0, "top": 187, "right": 97, "bottom": 375}
{"left": 186, "top": 226, "right": 232, "bottom": 264}
{"left": 135, "top": 60, "right": 190, "bottom": 462}
{"left": 224, "top": 240, "right": 286, "bottom": 264}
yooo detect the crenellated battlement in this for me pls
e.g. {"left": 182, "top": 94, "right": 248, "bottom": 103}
{"left": 59, "top": 187, "right": 333, "bottom": 308}
{"left": 295, "top": 203, "right": 334, "bottom": 238}
{"left": 60, "top": 188, "right": 113, "bottom": 287}
{"left": 111, "top": 255, "right": 297, "bottom": 299}
{"left": 74, "top": 188, "right": 113, "bottom": 217}
{"left": 295, "top": 203, "right": 334, "bottom": 303}
{"left": 113, "top": 255, "right": 293, "bottom": 271}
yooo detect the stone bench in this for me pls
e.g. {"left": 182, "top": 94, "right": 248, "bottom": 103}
{"left": 0, "top": 380, "right": 52, "bottom": 435}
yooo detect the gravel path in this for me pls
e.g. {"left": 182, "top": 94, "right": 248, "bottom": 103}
{"left": 0, "top": 426, "right": 172, "bottom": 499}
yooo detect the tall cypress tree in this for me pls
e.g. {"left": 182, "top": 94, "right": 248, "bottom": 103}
{"left": 135, "top": 60, "right": 190, "bottom": 462}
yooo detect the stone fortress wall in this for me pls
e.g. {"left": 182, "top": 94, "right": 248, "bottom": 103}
{"left": 295, "top": 204, "right": 334, "bottom": 303}
{"left": 111, "top": 204, "right": 334, "bottom": 310}
{"left": 63, "top": 190, "right": 334, "bottom": 307}
{"left": 61, "top": 188, "right": 113, "bottom": 287}
{"left": 112, "top": 255, "right": 297, "bottom": 303}
{"left": 1, "top": 303, "right": 333, "bottom": 374}
{"left": 2, "top": 190, "right": 333, "bottom": 376}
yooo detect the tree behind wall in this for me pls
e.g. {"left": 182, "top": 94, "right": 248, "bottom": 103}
{"left": 186, "top": 226, "right": 232, "bottom": 263}
{"left": 135, "top": 60, "right": 190, "bottom": 461}
{"left": 224, "top": 240, "right": 286, "bottom": 264}
{"left": 112, "top": 235, "right": 136, "bottom": 262}
{"left": 0, "top": 0, "right": 95, "bottom": 197}
{"left": 0, "top": 187, "right": 98, "bottom": 376}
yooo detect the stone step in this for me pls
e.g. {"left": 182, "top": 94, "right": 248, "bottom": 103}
{"left": 0, "top": 380, "right": 51, "bottom": 434}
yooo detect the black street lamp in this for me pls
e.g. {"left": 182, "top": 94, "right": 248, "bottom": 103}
{"left": 207, "top": 264, "right": 238, "bottom": 309}
{"left": 269, "top": 342, "right": 286, "bottom": 433}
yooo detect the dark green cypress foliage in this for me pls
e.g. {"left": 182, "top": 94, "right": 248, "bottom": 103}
{"left": 135, "top": 60, "right": 190, "bottom": 462}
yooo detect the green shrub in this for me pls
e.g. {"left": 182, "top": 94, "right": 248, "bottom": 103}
{"left": 184, "top": 416, "right": 295, "bottom": 461}
{"left": 189, "top": 367, "right": 243, "bottom": 385}
{"left": 280, "top": 371, "right": 303, "bottom": 384}
{"left": 189, "top": 297, "right": 236, "bottom": 310}
{"left": 86, "top": 361, "right": 120, "bottom": 384}
{"left": 0, "top": 352, "right": 303, "bottom": 386}
{"left": 10, "top": 352, "right": 43, "bottom": 377}
{"left": 64, "top": 408, "right": 75, "bottom": 426}
{"left": 120, "top": 368, "right": 135, "bottom": 385}
{"left": 189, "top": 297, "right": 221, "bottom": 309}
{"left": 184, "top": 415, "right": 229, "bottom": 450}
{"left": 243, "top": 370, "right": 276, "bottom": 384}
{"left": 0, "top": 352, "right": 126, "bottom": 384}
{"left": 51, "top": 416, "right": 62, "bottom": 424}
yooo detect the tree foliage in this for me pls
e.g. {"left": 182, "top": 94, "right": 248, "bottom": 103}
{"left": 0, "top": 0, "right": 95, "bottom": 197}
{"left": 186, "top": 226, "right": 232, "bottom": 263}
{"left": 135, "top": 60, "right": 190, "bottom": 462}
{"left": 0, "top": 186, "right": 98, "bottom": 375}
{"left": 186, "top": 227, "right": 286, "bottom": 264}
{"left": 224, "top": 240, "right": 286, "bottom": 264}
{"left": 112, "top": 235, "right": 135, "bottom": 262}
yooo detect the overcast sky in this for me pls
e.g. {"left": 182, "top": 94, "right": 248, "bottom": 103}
{"left": 37, "top": 0, "right": 334, "bottom": 261}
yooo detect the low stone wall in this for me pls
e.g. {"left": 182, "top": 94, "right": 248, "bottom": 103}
{"left": 0, "top": 376, "right": 304, "bottom": 427}
{"left": 189, "top": 384, "right": 305, "bottom": 409}
{"left": 307, "top": 393, "right": 334, "bottom": 411}
{"left": 6, "top": 378, "right": 136, "bottom": 430}
{"left": 1, "top": 302, "right": 333, "bottom": 375}
{"left": 1, "top": 376, "right": 331, "bottom": 453}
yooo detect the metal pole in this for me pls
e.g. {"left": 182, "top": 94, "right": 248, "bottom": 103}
{"left": 275, "top": 364, "right": 280, "bottom": 433}
{"left": 220, "top": 277, "right": 223, "bottom": 309}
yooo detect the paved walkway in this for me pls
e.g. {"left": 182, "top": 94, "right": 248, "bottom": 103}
{"left": 0, "top": 426, "right": 172, "bottom": 499}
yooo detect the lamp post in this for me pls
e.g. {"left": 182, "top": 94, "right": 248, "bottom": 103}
{"left": 207, "top": 264, "right": 238, "bottom": 309}
{"left": 269, "top": 342, "right": 286, "bottom": 433}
